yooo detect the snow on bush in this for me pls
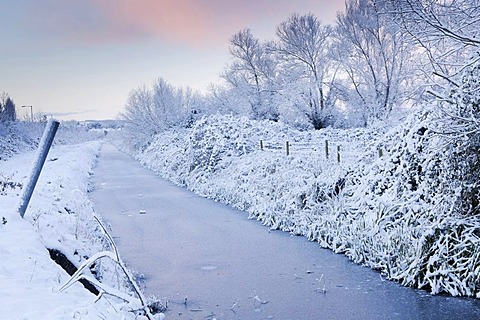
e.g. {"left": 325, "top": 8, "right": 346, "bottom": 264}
{"left": 340, "top": 61, "right": 480, "bottom": 297}
{"left": 133, "top": 115, "right": 382, "bottom": 241}
{"left": 130, "top": 106, "right": 480, "bottom": 298}
{"left": 341, "top": 109, "right": 480, "bottom": 297}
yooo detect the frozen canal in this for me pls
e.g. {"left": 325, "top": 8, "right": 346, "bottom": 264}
{"left": 90, "top": 144, "right": 480, "bottom": 319}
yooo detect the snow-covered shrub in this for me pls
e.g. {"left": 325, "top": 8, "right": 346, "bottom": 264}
{"left": 186, "top": 115, "right": 266, "bottom": 173}
{"left": 0, "top": 175, "right": 22, "bottom": 195}
{"left": 136, "top": 114, "right": 310, "bottom": 186}
{"left": 438, "top": 61, "right": 480, "bottom": 217}
{"left": 0, "top": 122, "right": 40, "bottom": 159}
{"left": 120, "top": 78, "right": 203, "bottom": 152}
{"left": 135, "top": 113, "right": 380, "bottom": 237}
{"left": 335, "top": 61, "right": 480, "bottom": 297}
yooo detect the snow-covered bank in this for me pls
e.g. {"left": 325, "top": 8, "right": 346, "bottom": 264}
{"left": 128, "top": 114, "right": 480, "bottom": 298}
{"left": 0, "top": 121, "right": 104, "bottom": 161}
{"left": 0, "top": 140, "right": 162, "bottom": 319}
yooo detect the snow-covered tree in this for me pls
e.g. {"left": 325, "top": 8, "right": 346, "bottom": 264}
{"left": 334, "top": 0, "right": 413, "bottom": 123}
{"left": 222, "top": 28, "right": 279, "bottom": 121}
{"left": 120, "top": 86, "right": 157, "bottom": 150}
{"left": 0, "top": 92, "right": 17, "bottom": 122}
{"left": 151, "top": 78, "right": 199, "bottom": 128}
{"left": 388, "top": 1, "right": 480, "bottom": 197}
{"left": 272, "top": 13, "right": 335, "bottom": 129}
{"left": 120, "top": 78, "right": 201, "bottom": 150}
{"left": 387, "top": 0, "right": 480, "bottom": 93}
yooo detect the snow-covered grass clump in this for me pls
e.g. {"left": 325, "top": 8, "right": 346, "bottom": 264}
{"left": 131, "top": 110, "right": 480, "bottom": 298}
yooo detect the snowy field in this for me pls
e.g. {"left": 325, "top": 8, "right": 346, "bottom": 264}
{"left": 0, "top": 122, "right": 164, "bottom": 319}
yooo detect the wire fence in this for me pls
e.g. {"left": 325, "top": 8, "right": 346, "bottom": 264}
{"left": 258, "top": 139, "right": 383, "bottom": 164}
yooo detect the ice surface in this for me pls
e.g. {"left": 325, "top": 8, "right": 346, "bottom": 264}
{"left": 91, "top": 144, "right": 480, "bottom": 319}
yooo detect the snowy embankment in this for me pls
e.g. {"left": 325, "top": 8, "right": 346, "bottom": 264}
{"left": 0, "top": 121, "right": 105, "bottom": 161}
{"left": 130, "top": 114, "right": 480, "bottom": 298}
{"left": 0, "top": 124, "right": 163, "bottom": 319}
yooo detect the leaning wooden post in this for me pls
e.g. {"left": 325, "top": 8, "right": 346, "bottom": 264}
{"left": 378, "top": 147, "right": 383, "bottom": 158}
{"left": 337, "top": 145, "right": 341, "bottom": 163}
{"left": 17, "top": 119, "right": 60, "bottom": 218}
{"left": 260, "top": 139, "right": 264, "bottom": 151}
{"left": 325, "top": 140, "right": 329, "bottom": 159}
{"left": 286, "top": 141, "right": 290, "bottom": 156}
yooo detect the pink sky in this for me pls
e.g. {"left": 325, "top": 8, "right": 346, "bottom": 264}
{"left": 1, "top": 0, "right": 345, "bottom": 120}
{"left": 31, "top": 0, "right": 343, "bottom": 46}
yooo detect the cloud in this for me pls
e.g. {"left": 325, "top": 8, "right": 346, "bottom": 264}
{"left": 47, "top": 109, "right": 98, "bottom": 117}
{"left": 26, "top": 0, "right": 343, "bottom": 47}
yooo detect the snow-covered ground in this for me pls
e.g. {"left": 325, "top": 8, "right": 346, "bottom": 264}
{"left": 0, "top": 123, "right": 163, "bottom": 319}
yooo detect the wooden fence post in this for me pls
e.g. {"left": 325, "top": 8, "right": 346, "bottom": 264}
{"left": 260, "top": 139, "right": 264, "bottom": 151}
{"left": 337, "top": 145, "right": 341, "bottom": 163}
{"left": 378, "top": 147, "right": 383, "bottom": 158}
{"left": 325, "top": 140, "right": 329, "bottom": 159}
{"left": 286, "top": 141, "right": 290, "bottom": 156}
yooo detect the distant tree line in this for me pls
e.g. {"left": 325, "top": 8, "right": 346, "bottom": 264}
{"left": 0, "top": 92, "right": 17, "bottom": 123}
{"left": 122, "top": 0, "right": 479, "bottom": 136}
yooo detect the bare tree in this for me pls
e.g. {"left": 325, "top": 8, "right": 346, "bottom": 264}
{"left": 389, "top": 0, "right": 480, "bottom": 47}
{"left": 0, "top": 92, "right": 17, "bottom": 122}
{"left": 120, "top": 86, "right": 157, "bottom": 150}
{"left": 222, "top": 28, "right": 279, "bottom": 121}
{"left": 386, "top": 0, "right": 480, "bottom": 90}
{"left": 273, "top": 13, "right": 334, "bottom": 129}
{"left": 334, "top": 0, "right": 413, "bottom": 122}
{"left": 121, "top": 78, "right": 201, "bottom": 150}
